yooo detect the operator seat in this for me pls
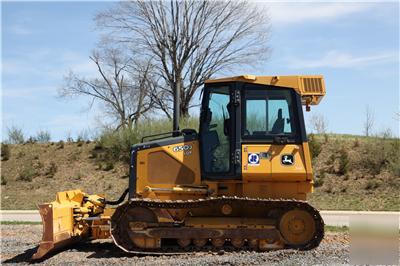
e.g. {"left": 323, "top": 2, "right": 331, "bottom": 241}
{"left": 201, "top": 109, "right": 221, "bottom": 172}
{"left": 271, "top": 108, "right": 284, "bottom": 134}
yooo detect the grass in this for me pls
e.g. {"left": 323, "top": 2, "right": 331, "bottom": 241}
{"left": 324, "top": 225, "right": 349, "bottom": 232}
{"left": 308, "top": 133, "right": 399, "bottom": 211}
{"left": 308, "top": 134, "right": 322, "bottom": 159}
{"left": 309, "top": 184, "right": 400, "bottom": 211}
{"left": 45, "top": 161, "right": 58, "bottom": 178}
{"left": 0, "top": 221, "right": 42, "bottom": 225}
{"left": 1, "top": 175, "right": 7, "bottom": 185}
{"left": 17, "top": 166, "right": 38, "bottom": 182}
{"left": 1, "top": 143, "right": 11, "bottom": 161}
{"left": 312, "top": 133, "right": 399, "bottom": 142}
{"left": 97, "top": 117, "right": 198, "bottom": 162}
{"left": 0, "top": 142, "right": 129, "bottom": 210}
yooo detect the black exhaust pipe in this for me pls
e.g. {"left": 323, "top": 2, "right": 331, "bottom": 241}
{"left": 173, "top": 78, "right": 181, "bottom": 136}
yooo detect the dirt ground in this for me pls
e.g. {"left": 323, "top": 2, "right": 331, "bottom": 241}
{"left": 1, "top": 225, "right": 349, "bottom": 265}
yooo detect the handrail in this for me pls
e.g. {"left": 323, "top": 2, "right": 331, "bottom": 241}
{"left": 141, "top": 130, "right": 181, "bottom": 143}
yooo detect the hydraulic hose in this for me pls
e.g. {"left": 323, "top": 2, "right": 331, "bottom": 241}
{"left": 105, "top": 188, "right": 129, "bottom": 205}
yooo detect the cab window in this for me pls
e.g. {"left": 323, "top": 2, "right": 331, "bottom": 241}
{"left": 243, "top": 88, "right": 297, "bottom": 138}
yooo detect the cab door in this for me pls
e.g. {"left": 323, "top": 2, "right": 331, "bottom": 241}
{"left": 240, "top": 85, "right": 307, "bottom": 182}
{"left": 199, "top": 84, "right": 239, "bottom": 179}
{"left": 240, "top": 87, "right": 273, "bottom": 180}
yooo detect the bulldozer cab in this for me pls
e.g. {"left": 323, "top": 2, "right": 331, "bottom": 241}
{"left": 199, "top": 80, "right": 307, "bottom": 180}
{"left": 126, "top": 74, "right": 324, "bottom": 199}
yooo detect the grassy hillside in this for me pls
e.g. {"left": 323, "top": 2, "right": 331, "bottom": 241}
{"left": 307, "top": 134, "right": 399, "bottom": 211}
{"left": 0, "top": 142, "right": 129, "bottom": 209}
{"left": 1, "top": 134, "right": 399, "bottom": 210}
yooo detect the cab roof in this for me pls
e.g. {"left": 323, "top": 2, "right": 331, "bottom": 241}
{"left": 205, "top": 75, "right": 326, "bottom": 105}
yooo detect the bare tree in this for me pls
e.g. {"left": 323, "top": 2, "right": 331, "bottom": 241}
{"left": 61, "top": 48, "right": 160, "bottom": 129}
{"left": 363, "top": 105, "right": 374, "bottom": 137}
{"left": 35, "top": 130, "right": 51, "bottom": 143}
{"left": 7, "top": 126, "right": 25, "bottom": 144}
{"left": 309, "top": 113, "right": 328, "bottom": 134}
{"left": 394, "top": 111, "right": 400, "bottom": 121}
{"left": 96, "top": 0, "right": 271, "bottom": 118}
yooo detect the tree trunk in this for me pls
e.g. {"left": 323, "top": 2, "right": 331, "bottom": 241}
{"left": 180, "top": 105, "right": 190, "bottom": 118}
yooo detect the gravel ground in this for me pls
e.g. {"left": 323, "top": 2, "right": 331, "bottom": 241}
{"left": 1, "top": 225, "right": 349, "bottom": 265}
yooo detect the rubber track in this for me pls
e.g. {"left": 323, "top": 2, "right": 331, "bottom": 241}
{"left": 111, "top": 196, "right": 325, "bottom": 254}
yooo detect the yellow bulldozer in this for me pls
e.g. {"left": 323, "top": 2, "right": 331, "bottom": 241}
{"left": 32, "top": 74, "right": 326, "bottom": 259}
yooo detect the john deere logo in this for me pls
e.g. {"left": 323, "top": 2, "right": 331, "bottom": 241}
{"left": 281, "top": 154, "right": 294, "bottom": 166}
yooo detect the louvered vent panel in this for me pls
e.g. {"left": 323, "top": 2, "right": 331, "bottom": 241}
{"left": 302, "top": 78, "right": 323, "bottom": 93}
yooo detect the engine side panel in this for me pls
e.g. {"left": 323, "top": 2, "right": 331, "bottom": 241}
{"left": 135, "top": 139, "right": 203, "bottom": 200}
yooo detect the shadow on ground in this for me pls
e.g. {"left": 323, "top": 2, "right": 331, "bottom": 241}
{"left": 2, "top": 247, "right": 38, "bottom": 264}
{"left": 2, "top": 241, "right": 144, "bottom": 264}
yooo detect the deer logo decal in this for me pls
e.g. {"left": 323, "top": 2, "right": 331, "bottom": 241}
{"left": 281, "top": 154, "right": 294, "bottom": 166}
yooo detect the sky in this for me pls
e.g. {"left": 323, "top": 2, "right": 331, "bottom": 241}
{"left": 1, "top": 1, "right": 399, "bottom": 141}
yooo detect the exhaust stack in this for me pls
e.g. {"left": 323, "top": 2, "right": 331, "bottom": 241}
{"left": 173, "top": 78, "right": 181, "bottom": 134}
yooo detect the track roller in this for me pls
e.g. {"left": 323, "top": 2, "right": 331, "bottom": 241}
{"left": 211, "top": 238, "right": 225, "bottom": 248}
{"left": 177, "top": 239, "right": 191, "bottom": 248}
{"left": 193, "top": 238, "right": 208, "bottom": 248}
{"left": 231, "top": 238, "right": 245, "bottom": 248}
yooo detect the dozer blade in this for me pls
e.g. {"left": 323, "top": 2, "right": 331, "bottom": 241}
{"left": 32, "top": 203, "right": 81, "bottom": 260}
{"left": 30, "top": 189, "right": 110, "bottom": 260}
